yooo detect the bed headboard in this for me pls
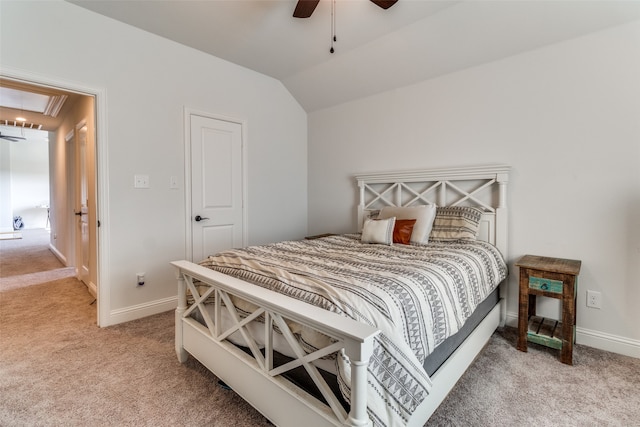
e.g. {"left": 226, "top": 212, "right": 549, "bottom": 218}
{"left": 355, "top": 165, "right": 510, "bottom": 258}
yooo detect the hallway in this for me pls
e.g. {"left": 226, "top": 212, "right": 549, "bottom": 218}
{"left": 0, "top": 228, "right": 75, "bottom": 292}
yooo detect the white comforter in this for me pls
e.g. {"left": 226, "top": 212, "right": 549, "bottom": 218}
{"left": 198, "top": 234, "right": 507, "bottom": 427}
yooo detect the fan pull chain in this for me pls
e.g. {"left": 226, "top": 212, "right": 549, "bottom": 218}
{"left": 330, "top": 0, "right": 336, "bottom": 53}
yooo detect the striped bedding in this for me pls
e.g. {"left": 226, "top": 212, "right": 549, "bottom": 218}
{"left": 198, "top": 234, "right": 507, "bottom": 427}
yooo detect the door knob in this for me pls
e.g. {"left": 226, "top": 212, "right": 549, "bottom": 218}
{"left": 194, "top": 215, "right": 209, "bottom": 222}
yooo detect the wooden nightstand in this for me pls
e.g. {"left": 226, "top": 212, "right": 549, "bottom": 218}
{"left": 516, "top": 254, "right": 582, "bottom": 365}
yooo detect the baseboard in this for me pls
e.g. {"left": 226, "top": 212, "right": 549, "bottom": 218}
{"left": 575, "top": 327, "right": 640, "bottom": 359}
{"left": 49, "top": 241, "right": 96, "bottom": 298}
{"left": 107, "top": 295, "right": 178, "bottom": 326}
{"left": 49, "top": 243, "right": 68, "bottom": 265}
{"left": 86, "top": 281, "right": 97, "bottom": 298}
{"left": 505, "top": 311, "right": 640, "bottom": 359}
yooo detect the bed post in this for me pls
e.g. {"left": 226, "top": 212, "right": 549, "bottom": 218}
{"left": 357, "top": 180, "right": 365, "bottom": 232}
{"left": 344, "top": 338, "right": 375, "bottom": 427}
{"left": 175, "top": 268, "right": 188, "bottom": 363}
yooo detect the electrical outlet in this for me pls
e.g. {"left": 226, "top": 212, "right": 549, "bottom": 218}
{"left": 137, "top": 273, "right": 145, "bottom": 286}
{"left": 586, "top": 290, "right": 601, "bottom": 309}
{"left": 134, "top": 174, "right": 149, "bottom": 189}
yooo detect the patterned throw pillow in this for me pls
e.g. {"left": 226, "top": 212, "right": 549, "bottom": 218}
{"left": 361, "top": 217, "right": 396, "bottom": 245}
{"left": 429, "top": 206, "right": 484, "bottom": 241}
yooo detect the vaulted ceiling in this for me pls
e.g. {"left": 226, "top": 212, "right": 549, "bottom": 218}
{"left": 70, "top": 1, "right": 640, "bottom": 112}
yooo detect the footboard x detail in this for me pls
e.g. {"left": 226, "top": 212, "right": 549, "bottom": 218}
{"left": 172, "top": 260, "right": 379, "bottom": 427}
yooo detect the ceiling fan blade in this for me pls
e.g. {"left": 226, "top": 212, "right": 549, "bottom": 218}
{"left": 293, "top": 0, "right": 320, "bottom": 18}
{"left": 370, "top": 0, "right": 398, "bottom": 10}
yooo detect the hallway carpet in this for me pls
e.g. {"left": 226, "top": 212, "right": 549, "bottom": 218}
{"left": 0, "top": 228, "right": 65, "bottom": 278}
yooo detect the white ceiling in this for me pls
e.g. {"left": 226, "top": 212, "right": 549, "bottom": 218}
{"left": 69, "top": 0, "right": 640, "bottom": 112}
{"left": 0, "top": 87, "right": 51, "bottom": 114}
{"left": 0, "top": 79, "right": 81, "bottom": 131}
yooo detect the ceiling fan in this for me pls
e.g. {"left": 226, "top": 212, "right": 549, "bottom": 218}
{"left": 293, "top": 0, "right": 398, "bottom": 18}
{"left": 0, "top": 132, "right": 26, "bottom": 142}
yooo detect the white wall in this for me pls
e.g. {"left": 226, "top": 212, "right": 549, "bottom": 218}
{"left": 0, "top": 126, "right": 50, "bottom": 230}
{"left": 10, "top": 136, "right": 49, "bottom": 229}
{"left": 308, "top": 21, "right": 640, "bottom": 356}
{"left": 0, "top": 1, "right": 308, "bottom": 325}
{"left": 0, "top": 140, "right": 13, "bottom": 231}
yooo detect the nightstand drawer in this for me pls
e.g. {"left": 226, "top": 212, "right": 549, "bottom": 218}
{"left": 529, "top": 276, "right": 563, "bottom": 293}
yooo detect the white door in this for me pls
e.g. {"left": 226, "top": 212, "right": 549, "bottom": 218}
{"left": 190, "top": 114, "right": 244, "bottom": 262}
{"left": 76, "top": 124, "right": 90, "bottom": 285}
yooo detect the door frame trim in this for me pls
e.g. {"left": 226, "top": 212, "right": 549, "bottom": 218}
{"left": 183, "top": 107, "right": 248, "bottom": 262}
{"left": 1, "top": 66, "right": 110, "bottom": 327}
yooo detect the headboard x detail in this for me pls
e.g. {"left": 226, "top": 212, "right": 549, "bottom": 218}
{"left": 355, "top": 164, "right": 510, "bottom": 258}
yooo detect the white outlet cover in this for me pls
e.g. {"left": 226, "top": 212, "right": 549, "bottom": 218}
{"left": 134, "top": 174, "right": 149, "bottom": 188}
{"left": 586, "top": 290, "right": 602, "bottom": 309}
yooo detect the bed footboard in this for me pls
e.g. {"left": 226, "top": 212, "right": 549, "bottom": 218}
{"left": 172, "top": 260, "right": 379, "bottom": 427}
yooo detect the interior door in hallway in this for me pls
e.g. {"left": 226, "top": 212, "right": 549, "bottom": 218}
{"left": 190, "top": 114, "right": 244, "bottom": 262}
{"left": 75, "top": 123, "right": 90, "bottom": 286}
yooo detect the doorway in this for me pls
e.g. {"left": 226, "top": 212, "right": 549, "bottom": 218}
{"left": 0, "top": 76, "right": 100, "bottom": 320}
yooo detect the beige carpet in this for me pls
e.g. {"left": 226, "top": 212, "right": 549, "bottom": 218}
{"left": 0, "top": 228, "right": 74, "bottom": 292}
{"left": 0, "top": 278, "right": 271, "bottom": 427}
{"left": 1, "top": 232, "right": 638, "bottom": 426}
{"left": 428, "top": 329, "right": 640, "bottom": 426}
{"left": 0, "top": 230, "right": 273, "bottom": 426}
{"left": 0, "top": 228, "right": 65, "bottom": 279}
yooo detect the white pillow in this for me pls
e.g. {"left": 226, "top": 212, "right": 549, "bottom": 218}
{"left": 378, "top": 204, "right": 437, "bottom": 245}
{"left": 361, "top": 217, "right": 396, "bottom": 245}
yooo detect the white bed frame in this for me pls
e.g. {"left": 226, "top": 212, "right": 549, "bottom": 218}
{"left": 172, "top": 164, "right": 510, "bottom": 427}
